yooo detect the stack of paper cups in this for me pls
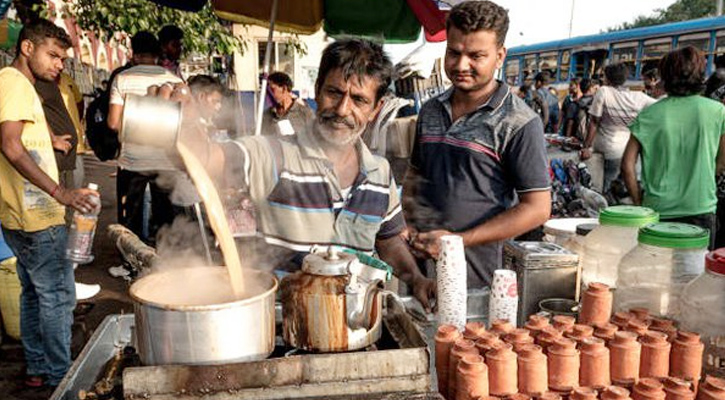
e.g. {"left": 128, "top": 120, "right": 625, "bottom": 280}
{"left": 436, "top": 235, "right": 467, "bottom": 330}
{"left": 489, "top": 269, "right": 519, "bottom": 327}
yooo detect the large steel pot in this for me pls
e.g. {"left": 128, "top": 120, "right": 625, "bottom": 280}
{"left": 130, "top": 266, "right": 277, "bottom": 365}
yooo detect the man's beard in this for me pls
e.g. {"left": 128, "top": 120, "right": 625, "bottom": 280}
{"left": 314, "top": 111, "right": 364, "bottom": 148}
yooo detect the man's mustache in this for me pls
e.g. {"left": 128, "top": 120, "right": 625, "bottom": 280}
{"left": 318, "top": 111, "right": 355, "bottom": 129}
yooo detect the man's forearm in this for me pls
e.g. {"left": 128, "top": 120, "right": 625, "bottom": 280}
{"left": 584, "top": 117, "right": 600, "bottom": 148}
{"left": 459, "top": 191, "right": 551, "bottom": 247}
{"left": 376, "top": 235, "right": 424, "bottom": 285}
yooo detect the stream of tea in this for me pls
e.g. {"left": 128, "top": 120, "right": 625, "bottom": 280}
{"left": 177, "top": 142, "right": 245, "bottom": 296}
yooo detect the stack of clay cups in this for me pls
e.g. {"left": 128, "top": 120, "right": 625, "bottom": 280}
{"left": 552, "top": 315, "right": 576, "bottom": 334}
{"left": 537, "top": 326, "right": 564, "bottom": 353}
{"left": 464, "top": 322, "right": 488, "bottom": 342}
{"left": 663, "top": 377, "right": 696, "bottom": 400}
{"left": 504, "top": 328, "right": 535, "bottom": 353}
{"left": 571, "top": 387, "right": 599, "bottom": 400}
{"left": 610, "top": 331, "right": 642, "bottom": 388}
{"left": 670, "top": 331, "right": 704, "bottom": 386}
{"left": 632, "top": 378, "right": 667, "bottom": 400}
{"left": 490, "top": 319, "right": 515, "bottom": 336}
{"left": 524, "top": 315, "right": 551, "bottom": 339}
{"left": 602, "top": 386, "right": 635, "bottom": 400}
{"left": 579, "top": 282, "right": 613, "bottom": 326}
{"left": 640, "top": 331, "right": 671, "bottom": 380}
{"left": 547, "top": 337, "right": 580, "bottom": 393}
{"left": 612, "top": 311, "right": 636, "bottom": 330}
{"left": 696, "top": 376, "right": 725, "bottom": 400}
{"left": 476, "top": 332, "right": 503, "bottom": 357}
{"left": 579, "top": 336, "right": 610, "bottom": 389}
{"left": 517, "top": 344, "right": 548, "bottom": 397}
{"left": 649, "top": 318, "right": 678, "bottom": 342}
{"left": 626, "top": 319, "right": 650, "bottom": 338}
{"left": 566, "top": 324, "right": 595, "bottom": 345}
{"left": 435, "top": 324, "right": 462, "bottom": 398}
{"left": 594, "top": 322, "right": 619, "bottom": 343}
{"left": 486, "top": 341, "right": 518, "bottom": 397}
{"left": 449, "top": 338, "right": 480, "bottom": 400}
{"left": 457, "top": 354, "right": 489, "bottom": 400}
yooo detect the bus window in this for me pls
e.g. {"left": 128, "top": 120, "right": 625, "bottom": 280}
{"left": 505, "top": 58, "right": 520, "bottom": 86}
{"left": 538, "top": 52, "right": 558, "bottom": 79}
{"left": 642, "top": 37, "right": 673, "bottom": 73}
{"left": 523, "top": 55, "right": 537, "bottom": 83}
{"left": 560, "top": 50, "right": 571, "bottom": 81}
{"left": 715, "top": 30, "right": 725, "bottom": 56}
{"left": 678, "top": 32, "right": 710, "bottom": 53}
{"left": 612, "top": 42, "right": 638, "bottom": 78}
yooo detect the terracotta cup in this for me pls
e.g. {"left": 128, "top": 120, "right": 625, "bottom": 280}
{"left": 547, "top": 337, "right": 580, "bottom": 392}
{"left": 435, "top": 324, "right": 462, "bottom": 398}
{"left": 540, "top": 392, "right": 564, "bottom": 400}
{"left": 639, "top": 331, "right": 671, "bottom": 379}
{"left": 696, "top": 376, "right": 725, "bottom": 400}
{"left": 602, "top": 386, "right": 635, "bottom": 400}
{"left": 491, "top": 319, "right": 515, "bottom": 336}
{"left": 525, "top": 315, "right": 551, "bottom": 339}
{"left": 566, "top": 324, "right": 595, "bottom": 344}
{"left": 476, "top": 332, "right": 503, "bottom": 357}
{"left": 579, "top": 282, "right": 613, "bottom": 326}
{"left": 571, "top": 387, "right": 599, "bottom": 400}
{"left": 553, "top": 315, "right": 576, "bottom": 334}
{"left": 504, "top": 329, "right": 536, "bottom": 353}
{"left": 517, "top": 344, "right": 548, "bottom": 397}
{"left": 611, "top": 311, "right": 636, "bottom": 329}
{"left": 579, "top": 336, "right": 611, "bottom": 389}
{"left": 450, "top": 339, "right": 481, "bottom": 400}
{"left": 663, "top": 377, "right": 695, "bottom": 400}
{"left": 537, "top": 326, "right": 564, "bottom": 353}
{"left": 486, "top": 342, "right": 518, "bottom": 397}
{"left": 626, "top": 319, "right": 650, "bottom": 337}
{"left": 456, "top": 354, "right": 489, "bottom": 400}
{"left": 632, "top": 378, "right": 667, "bottom": 400}
{"left": 629, "top": 308, "right": 652, "bottom": 324}
{"left": 670, "top": 331, "right": 704, "bottom": 383}
{"left": 609, "top": 331, "right": 642, "bottom": 386}
{"left": 593, "top": 322, "right": 619, "bottom": 343}
{"left": 464, "top": 322, "right": 489, "bottom": 342}
{"left": 649, "top": 318, "right": 677, "bottom": 342}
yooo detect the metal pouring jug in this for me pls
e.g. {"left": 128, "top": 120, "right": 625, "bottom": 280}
{"left": 281, "top": 248, "right": 391, "bottom": 352}
{"left": 120, "top": 93, "right": 182, "bottom": 149}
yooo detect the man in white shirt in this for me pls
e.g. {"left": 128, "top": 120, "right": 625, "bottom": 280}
{"left": 107, "top": 31, "right": 183, "bottom": 241}
{"left": 580, "top": 63, "right": 655, "bottom": 192}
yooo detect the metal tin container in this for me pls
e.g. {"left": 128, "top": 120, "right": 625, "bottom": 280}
{"left": 130, "top": 266, "right": 277, "bottom": 365}
{"left": 503, "top": 241, "right": 579, "bottom": 326}
{"left": 120, "top": 93, "right": 181, "bottom": 149}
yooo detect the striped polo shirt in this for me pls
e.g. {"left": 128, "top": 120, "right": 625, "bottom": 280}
{"left": 109, "top": 65, "right": 183, "bottom": 171}
{"left": 225, "top": 123, "right": 405, "bottom": 261}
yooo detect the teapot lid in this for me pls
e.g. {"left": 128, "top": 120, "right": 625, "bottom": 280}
{"left": 302, "top": 248, "right": 358, "bottom": 276}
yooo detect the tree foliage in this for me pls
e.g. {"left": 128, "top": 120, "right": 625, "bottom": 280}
{"left": 51, "top": 0, "right": 247, "bottom": 56}
{"left": 610, "top": 0, "right": 716, "bottom": 31}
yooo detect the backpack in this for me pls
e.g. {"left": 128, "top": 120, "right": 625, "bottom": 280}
{"left": 575, "top": 95, "right": 593, "bottom": 142}
{"left": 84, "top": 91, "right": 120, "bottom": 161}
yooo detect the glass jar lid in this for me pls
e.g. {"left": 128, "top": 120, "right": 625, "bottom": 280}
{"left": 638, "top": 223, "right": 709, "bottom": 249}
{"left": 598, "top": 205, "right": 659, "bottom": 227}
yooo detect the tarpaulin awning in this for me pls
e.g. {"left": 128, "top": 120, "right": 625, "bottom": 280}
{"left": 0, "top": 19, "right": 22, "bottom": 50}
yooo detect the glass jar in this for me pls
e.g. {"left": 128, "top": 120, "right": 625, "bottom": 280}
{"left": 581, "top": 206, "right": 659, "bottom": 288}
{"left": 615, "top": 223, "right": 708, "bottom": 318}
{"left": 678, "top": 249, "right": 725, "bottom": 377}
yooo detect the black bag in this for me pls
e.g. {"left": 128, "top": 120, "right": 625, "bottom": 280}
{"left": 84, "top": 92, "right": 120, "bottom": 161}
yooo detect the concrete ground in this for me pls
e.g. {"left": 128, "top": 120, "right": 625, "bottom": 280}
{"left": 0, "top": 155, "right": 133, "bottom": 400}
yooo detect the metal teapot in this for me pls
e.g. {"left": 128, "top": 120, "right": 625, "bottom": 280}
{"left": 280, "top": 248, "right": 391, "bottom": 352}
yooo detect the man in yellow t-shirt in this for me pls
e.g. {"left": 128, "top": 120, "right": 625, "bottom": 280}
{"left": 0, "top": 19, "right": 97, "bottom": 390}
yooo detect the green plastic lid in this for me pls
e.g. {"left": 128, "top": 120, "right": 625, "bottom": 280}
{"left": 637, "top": 222, "right": 710, "bottom": 249}
{"left": 598, "top": 205, "right": 659, "bottom": 227}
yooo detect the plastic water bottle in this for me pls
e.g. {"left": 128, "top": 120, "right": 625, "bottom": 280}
{"left": 66, "top": 183, "right": 101, "bottom": 264}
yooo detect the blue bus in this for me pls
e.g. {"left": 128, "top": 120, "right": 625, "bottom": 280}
{"left": 503, "top": 16, "right": 725, "bottom": 91}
